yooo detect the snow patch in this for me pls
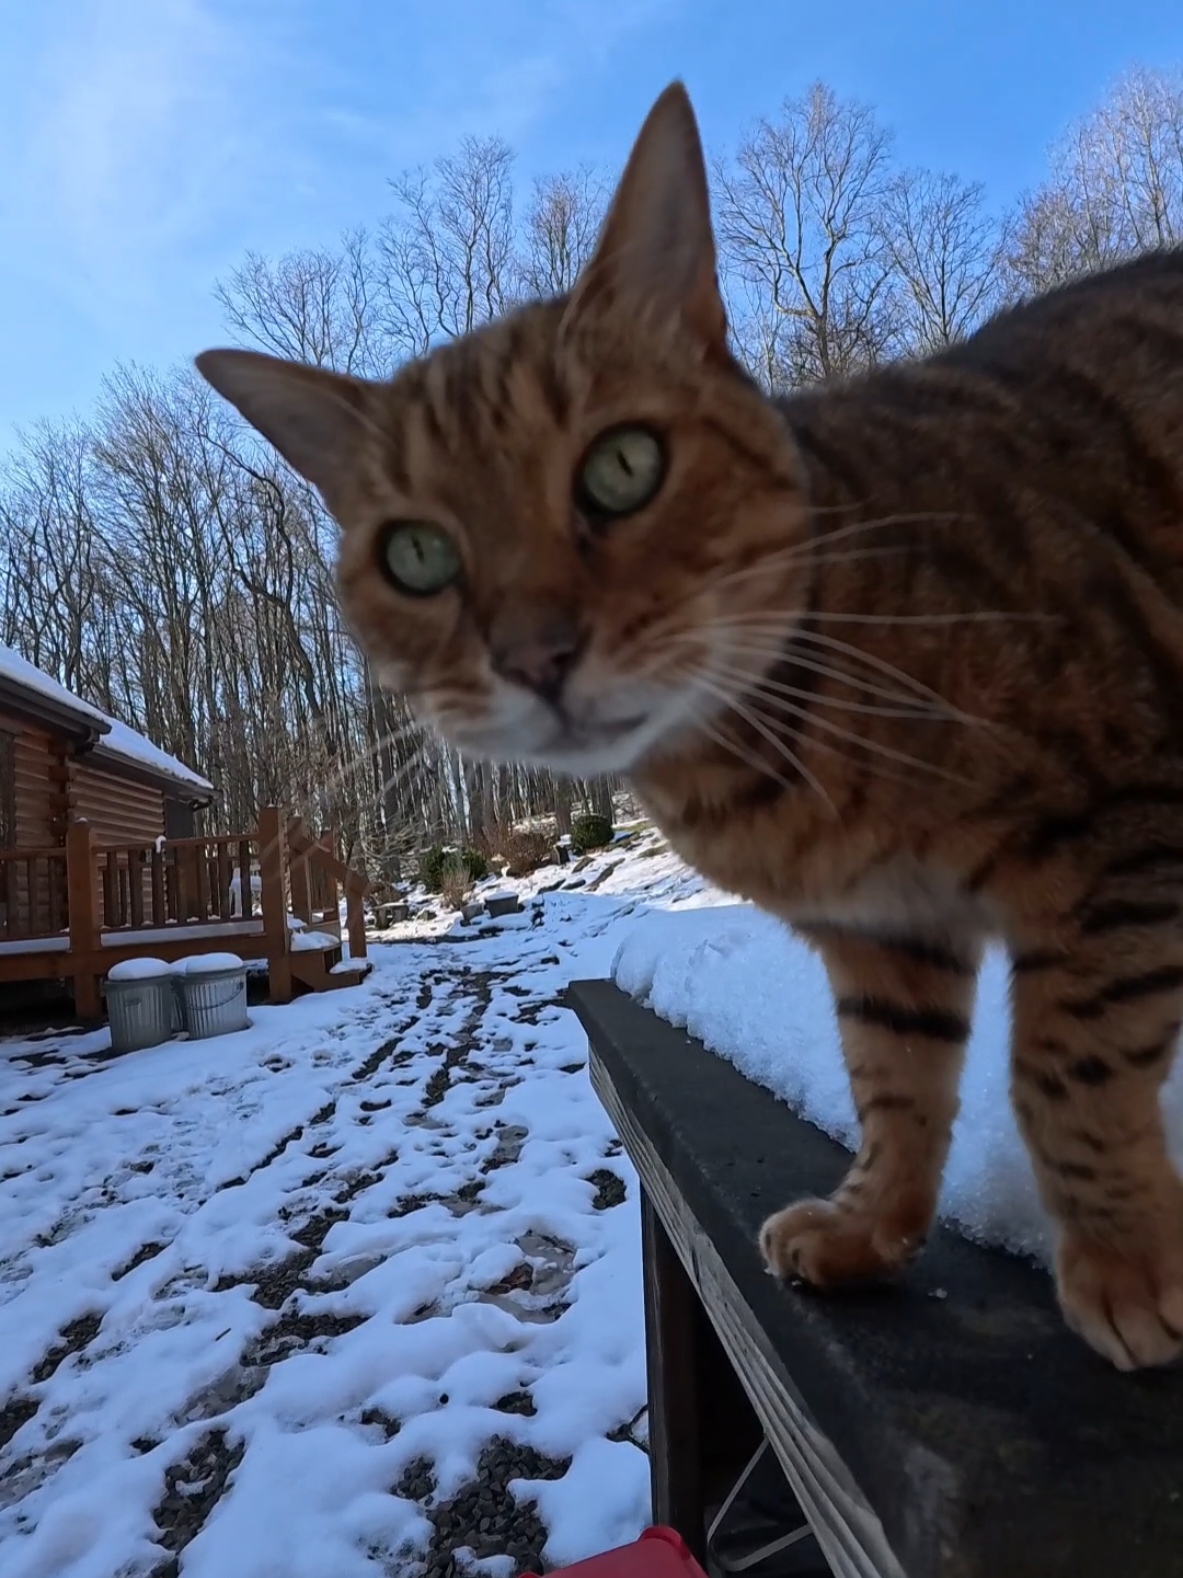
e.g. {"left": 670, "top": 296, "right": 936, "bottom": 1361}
{"left": 107, "top": 957, "right": 175, "bottom": 982}
{"left": 613, "top": 905, "right": 1183, "bottom": 1265}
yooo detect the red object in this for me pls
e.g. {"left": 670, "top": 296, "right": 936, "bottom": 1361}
{"left": 523, "top": 1525, "right": 708, "bottom": 1576}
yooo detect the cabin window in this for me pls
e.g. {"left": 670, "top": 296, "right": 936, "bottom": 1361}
{"left": 0, "top": 731, "right": 14, "bottom": 849}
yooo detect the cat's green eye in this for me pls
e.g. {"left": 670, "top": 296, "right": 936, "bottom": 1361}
{"left": 576, "top": 425, "right": 666, "bottom": 520}
{"left": 380, "top": 521, "right": 462, "bottom": 597}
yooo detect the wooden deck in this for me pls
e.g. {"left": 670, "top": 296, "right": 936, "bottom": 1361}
{"left": 0, "top": 806, "right": 370, "bottom": 1017}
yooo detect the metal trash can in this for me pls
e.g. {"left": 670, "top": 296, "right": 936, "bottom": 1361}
{"left": 104, "top": 960, "right": 176, "bottom": 1053}
{"left": 175, "top": 956, "right": 249, "bottom": 1040}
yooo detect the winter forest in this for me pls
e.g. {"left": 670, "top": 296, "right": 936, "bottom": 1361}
{"left": 2, "top": 66, "right": 1180, "bottom": 874}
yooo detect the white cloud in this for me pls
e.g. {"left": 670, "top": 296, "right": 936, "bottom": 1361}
{"left": 0, "top": 0, "right": 681, "bottom": 341}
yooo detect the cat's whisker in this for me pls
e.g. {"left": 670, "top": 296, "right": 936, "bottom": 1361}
{"left": 643, "top": 617, "right": 974, "bottom": 720}
{"left": 729, "top": 687, "right": 973, "bottom": 784}
{"left": 685, "top": 634, "right": 966, "bottom": 715}
{"left": 708, "top": 660, "right": 956, "bottom": 722}
{"left": 675, "top": 620, "right": 988, "bottom": 724}
{"left": 674, "top": 657, "right": 947, "bottom": 795}
{"left": 683, "top": 669, "right": 837, "bottom": 811}
{"left": 659, "top": 511, "right": 970, "bottom": 608}
{"left": 687, "top": 715, "right": 801, "bottom": 794}
{"left": 329, "top": 720, "right": 431, "bottom": 787}
{"left": 808, "top": 609, "right": 1057, "bottom": 626}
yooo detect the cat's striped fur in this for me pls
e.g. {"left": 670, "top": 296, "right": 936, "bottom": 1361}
{"left": 197, "top": 84, "right": 1183, "bottom": 1369}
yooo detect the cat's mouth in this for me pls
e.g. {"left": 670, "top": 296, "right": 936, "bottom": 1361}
{"left": 440, "top": 690, "right": 687, "bottom": 774}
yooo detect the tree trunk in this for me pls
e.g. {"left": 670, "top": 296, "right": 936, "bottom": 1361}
{"left": 552, "top": 776, "right": 573, "bottom": 836}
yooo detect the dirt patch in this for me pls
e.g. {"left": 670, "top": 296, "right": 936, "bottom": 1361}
{"left": 350, "top": 1036, "right": 400, "bottom": 1084}
{"left": 409, "top": 1436, "right": 572, "bottom": 1578}
{"left": 150, "top": 1427, "right": 245, "bottom": 1575}
{"left": 31, "top": 1312, "right": 103, "bottom": 1383}
{"left": 113, "top": 1241, "right": 167, "bottom": 1281}
{"left": 0, "top": 1395, "right": 39, "bottom": 1453}
{"left": 388, "top": 1191, "right": 441, "bottom": 1219}
{"left": 480, "top": 1124, "right": 528, "bottom": 1174}
{"left": 360, "top": 1407, "right": 402, "bottom": 1440}
{"left": 585, "top": 1169, "right": 626, "bottom": 1211}
{"left": 0, "top": 1434, "right": 82, "bottom": 1512}
{"left": 245, "top": 1308, "right": 367, "bottom": 1367}
{"left": 493, "top": 1390, "right": 537, "bottom": 1418}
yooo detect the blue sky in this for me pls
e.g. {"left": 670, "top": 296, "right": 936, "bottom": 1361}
{"left": 2, "top": 0, "right": 1181, "bottom": 441}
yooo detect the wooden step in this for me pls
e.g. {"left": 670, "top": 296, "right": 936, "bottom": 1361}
{"left": 322, "top": 962, "right": 372, "bottom": 991}
{"left": 290, "top": 946, "right": 371, "bottom": 994}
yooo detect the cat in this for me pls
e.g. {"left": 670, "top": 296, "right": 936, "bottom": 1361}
{"left": 197, "top": 82, "right": 1183, "bottom": 1371}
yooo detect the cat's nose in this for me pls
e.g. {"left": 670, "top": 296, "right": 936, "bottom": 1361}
{"left": 491, "top": 612, "right": 584, "bottom": 705}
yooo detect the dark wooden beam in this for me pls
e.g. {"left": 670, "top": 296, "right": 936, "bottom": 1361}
{"left": 567, "top": 978, "right": 1183, "bottom": 1578}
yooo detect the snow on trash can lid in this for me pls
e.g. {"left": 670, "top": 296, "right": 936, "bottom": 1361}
{"left": 172, "top": 953, "right": 245, "bottom": 976}
{"left": 107, "top": 957, "right": 174, "bottom": 982}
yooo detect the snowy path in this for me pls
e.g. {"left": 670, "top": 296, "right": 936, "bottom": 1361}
{"left": 0, "top": 838, "right": 711, "bottom": 1578}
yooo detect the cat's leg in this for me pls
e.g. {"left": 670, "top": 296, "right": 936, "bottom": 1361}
{"left": 760, "top": 927, "right": 980, "bottom": 1286}
{"left": 1009, "top": 936, "right": 1183, "bottom": 1369}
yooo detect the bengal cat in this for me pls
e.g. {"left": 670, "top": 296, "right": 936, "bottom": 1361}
{"left": 197, "top": 83, "right": 1183, "bottom": 1369}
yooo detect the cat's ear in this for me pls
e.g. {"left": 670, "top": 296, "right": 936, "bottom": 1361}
{"left": 195, "top": 348, "right": 375, "bottom": 511}
{"left": 565, "top": 81, "right": 726, "bottom": 351}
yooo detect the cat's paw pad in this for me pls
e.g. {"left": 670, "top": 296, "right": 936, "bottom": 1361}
{"left": 1056, "top": 1233, "right": 1183, "bottom": 1370}
{"left": 759, "top": 1196, "right": 926, "bottom": 1288}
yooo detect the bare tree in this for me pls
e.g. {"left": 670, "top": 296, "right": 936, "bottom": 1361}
{"left": 378, "top": 135, "right": 516, "bottom": 356}
{"left": 517, "top": 166, "right": 608, "bottom": 296}
{"left": 0, "top": 421, "right": 106, "bottom": 689}
{"left": 881, "top": 168, "right": 1010, "bottom": 353}
{"left": 214, "top": 230, "right": 383, "bottom": 375}
{"left": 1008, "top": 65, "right": 1183, "bottom": 293}
{"left": 715, "top": 82, "right": 897, "bottom": 388}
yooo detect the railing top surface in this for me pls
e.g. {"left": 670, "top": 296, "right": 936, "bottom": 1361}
{"left": 91, "top": 833, "right": 261, "bottom": 855}
{"left": 566, "top": 978, "right": 1183, "bottom": 1578}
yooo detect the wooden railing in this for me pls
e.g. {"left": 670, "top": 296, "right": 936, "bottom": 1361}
{"left": 0, "top": 847, "right": 69, "bottom": 940}
{"left": 96, "top": 834, "right": 261, "bottom": 932}
{"left": 287, "top": 814, "right": 368, "bottom": 962}
{"left": 0, "top": 807, "right": 370, "bottom": 1014}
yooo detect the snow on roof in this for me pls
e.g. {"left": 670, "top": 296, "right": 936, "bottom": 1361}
{"left": 0, "top": 641, "right": 108, "bottom": 728}
{"left": 94, "top": 718, "right": 213, "bottom": 795}
{"left": 0, "top": 641, "right": 213, "bottom": 796}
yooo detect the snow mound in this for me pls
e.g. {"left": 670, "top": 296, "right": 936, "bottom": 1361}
{"left": 107, "top": 957, "right": 174, "bottom": 981}
{"left": 613, "top": 905, "right": 1183, "bottom": 1265}
{"left": 172, "top": 952, "right": 246, "bottom": 975}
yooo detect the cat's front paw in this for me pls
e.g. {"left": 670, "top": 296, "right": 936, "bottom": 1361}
{"left": 1056, "top": 1230, "right": 1183, "bottom": 1370}
{"left": 759, "top": 1195, "right": 928, "bottom": 1288}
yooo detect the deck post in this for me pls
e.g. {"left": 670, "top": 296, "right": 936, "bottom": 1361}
{"left": 287, "top": 815, "right": 314, "bottom": 927}
{"left": 258, "top": 805, "right": 292, "bottom": 1004}
{"left": 66, "top": 819, "right": 101, "bottom": 1020}
{"left": 641, "top": 1190, "right": 709, "bottom": 1559}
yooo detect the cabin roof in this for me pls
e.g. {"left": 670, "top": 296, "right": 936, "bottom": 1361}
{"left": 0, "top": 643, "right": 214, "bottom": 802}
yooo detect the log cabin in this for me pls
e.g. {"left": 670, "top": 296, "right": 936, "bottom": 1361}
{"left": 0, "top": 642, "right": 214, "bottom": 864}
{"left": 0, "top": 644, "right": 369, "bottom": 1018}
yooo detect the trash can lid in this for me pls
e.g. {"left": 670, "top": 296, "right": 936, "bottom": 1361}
{"left": 107, "top": 957, "right": 173, "bottom": 981}
{"left": 172, "top": 952, "right": 245, "bottom": 975}
{"left": 522, "top": 1527, "right": 707, "bottom": 1576}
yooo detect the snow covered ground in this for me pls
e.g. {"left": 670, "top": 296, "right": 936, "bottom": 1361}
{"left": 0, "top": 830, "right": 709, "bottom": 1578}
{"left": 8, "top": 817, "right": 1180, "bottom": 1576}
